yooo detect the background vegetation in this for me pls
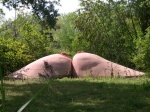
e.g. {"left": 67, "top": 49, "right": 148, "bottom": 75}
{"left": 0, "top": 0, "right": 150, "bottom": 74}
{"left": 0, "top": 0, "right": 150, "bottom": 111}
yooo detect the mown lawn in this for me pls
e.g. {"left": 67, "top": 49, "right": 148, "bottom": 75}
{"left": 3, "top": 76, "right": 150, "bottom": 112}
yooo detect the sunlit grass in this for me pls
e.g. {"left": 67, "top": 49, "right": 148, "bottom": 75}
{"left": 2, "top": 76, "right": 150, "bottom": 112}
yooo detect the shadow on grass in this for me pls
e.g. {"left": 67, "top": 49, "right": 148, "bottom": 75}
{"left": 4, "top": 78, "right": 150, "bottom": 112}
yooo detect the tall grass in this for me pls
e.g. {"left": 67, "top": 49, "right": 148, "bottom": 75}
{"left": 0, "top": 66, "right": 5, "bottom": 112}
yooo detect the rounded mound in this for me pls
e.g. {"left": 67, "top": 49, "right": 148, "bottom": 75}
{"left": 12, "top": 54, "right": 72, "bottom": 79}
{"left": 72, "top": 52, "right": 144, "bottom": 78}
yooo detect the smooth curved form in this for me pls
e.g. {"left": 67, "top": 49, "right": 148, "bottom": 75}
{"left": 72, "top": 52, "right": 144, "bottom": 78}
{"left": 12, "top": 54, "right": 72, "bottom": 79}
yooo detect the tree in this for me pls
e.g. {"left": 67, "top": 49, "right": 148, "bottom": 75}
{"left": 0, "top": 8, "right": 4, "bottom": 25}
{"left": 0, "top": 12, "right": 54, "bottom": 58}
{"left": 18, "top": 15, "right": 53, "bottom": 58}
{"left": 75, "top": 0, "right": 137, "bottom": 67}
{"left": 133, "top": 26, "right": 150, "bottom": 71}
{"left": 52, "top": 13, "right": 83, "bottom": 55}
{"left": 127, "top": 0, "right": 150, "bottom": 35}
{"left": 2, "top": 0, "right": 60, "bottom": 28}
{"left": 0, "top": 13, "right": 55, "bottom": 75}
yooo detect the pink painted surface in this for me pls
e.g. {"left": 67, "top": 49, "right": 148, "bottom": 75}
{"left": 13, "top": 54, "right": 72, "bottom": 79}
{"left": 72, "top": 52, "right": 144, "bottom": 78}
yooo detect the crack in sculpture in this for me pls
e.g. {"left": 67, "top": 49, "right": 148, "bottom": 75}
{"left": 38, "top": 61, "right": 55, "bottom": 78}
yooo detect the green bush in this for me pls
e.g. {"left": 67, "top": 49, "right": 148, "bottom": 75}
{"left": 133, "top": 27, "right": 150, "bottom": 71}
{"left": 0, "top": 37, "right": 34, "bottom": 76}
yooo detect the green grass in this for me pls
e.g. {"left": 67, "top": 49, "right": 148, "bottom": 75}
{"left": 2, "top": 76, "right": 150, "bottom": 112}
{"left": 0, "top": 67, "right": 5, "bottom": 112}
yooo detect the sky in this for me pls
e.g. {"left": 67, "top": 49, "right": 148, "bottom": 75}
{"left": 57, "top": 0, "right": 80, "bottom": 13}
{"left": 0, "top": 0, "right": 80, "bottom": 20}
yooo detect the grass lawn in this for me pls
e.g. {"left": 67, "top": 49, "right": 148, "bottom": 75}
{"left": 2, "top": 76, "right": 150, "bottom": 112}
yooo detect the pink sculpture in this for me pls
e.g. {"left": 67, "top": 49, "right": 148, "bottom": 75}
{"left": 72, "top": 52, "right": 144, "bottom": 78}
{"left": 12, "top": 52, "right": 144, "bottom": 79}
{"left": 12, "top": 54, "right": 72, "bottom": 79}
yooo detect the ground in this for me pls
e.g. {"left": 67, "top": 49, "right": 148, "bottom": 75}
{"left": 3, "top": 76, "right": 150, "bottom": 112}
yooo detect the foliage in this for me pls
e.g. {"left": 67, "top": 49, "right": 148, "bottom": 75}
{"left": 0, "top": 8, "right": 4, "bottom": 25}
{"left": 71, "top": 0, "right": 150, "bottom": 70}
{"left": 2, "top": 0, "right": 60, "bottom": 28}
{"left": 0, "top": 0, "right": 149, "bottom": 73}
{"left": 0, "top": 12, "right": 56, "bottom": 76}
{"left": 0, "top": 13, "right": 53, "bottom": 59}
{"left": 0, "top": 36, "right": 34, "bottom": 75}
{"left": 75, "top": 0, "right": 137, "bottom": 67}
{"left": 17, "top": 14, "right": 53, "bottom": 58}
{"left": 128, "top": 0, "right": 150, "bottom": 34}
{"left": 133, "top": 26, "right": 150, "bottom": 71}
{"left": 52, "top": 13, "right": 83, "bottom": 56}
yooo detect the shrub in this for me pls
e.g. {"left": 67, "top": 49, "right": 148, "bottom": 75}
{"left": 0, "top": 37, "right": 34, "bottom": 76}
